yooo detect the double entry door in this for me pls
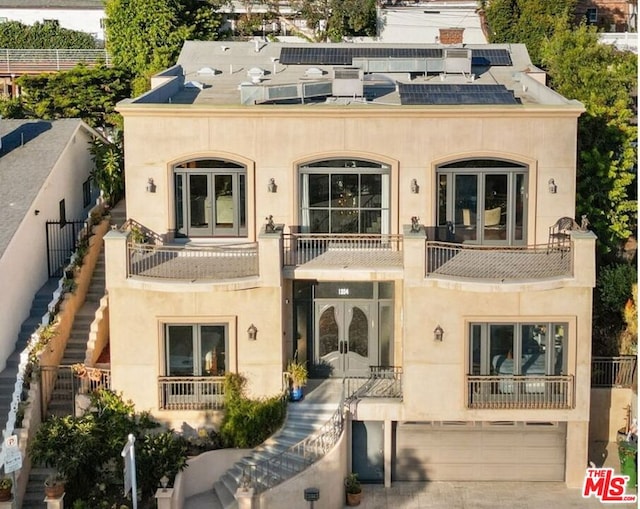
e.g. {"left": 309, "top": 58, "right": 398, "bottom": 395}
{"left": 315, "top": 301, "right": 372, "bottom": 377}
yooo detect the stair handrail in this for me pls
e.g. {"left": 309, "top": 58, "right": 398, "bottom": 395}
{"left": 120, "top": 218, "right": 165, "bottom": 245}
{"left": 241, "top": 398, "right": 345, "bottom": 493}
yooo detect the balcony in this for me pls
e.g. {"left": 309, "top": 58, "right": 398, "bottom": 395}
{"left": 591, "top": 356, "right": 637, "bottom": 388}
{"left": 426, "top": 242, "right": 573, "bottom": 281}
{"left": 127, "top": 242, "right": 259, "bottom": 280}
{"left": 282, "top": 233, "right": 403, "bottom": 268}
{"left": 158, "top": 376, "right": 225, "bottom": 410}
{"left": 467, "top": 375, "right": 574, "bottom": 409}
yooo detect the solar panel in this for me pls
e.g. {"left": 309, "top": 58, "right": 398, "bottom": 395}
{"left": 471, "top": 49, "right": 512, "bottom": 67}
{"left": 398, "top": 83, "right": 518, "bottom": 105}
{"left": 279, "top": 47, "right": 443, "bottom": 66}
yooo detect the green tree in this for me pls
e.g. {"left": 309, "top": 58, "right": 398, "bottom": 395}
{"left": 90, "top": 131, "right": 125, "bottom": 207}
{"left": 0, "top": 20, "right": 98, "bottom": 49}
{"left": 484, "top": 0, "right": 576, "bottom": 65}
{"left": 291, "top": 0, "right": 377, "bottom": 41}
{"left": 14, "top": 64, "right": 132, "bottom": 133}
{"left": 104, "top": 0, "right": 222, "bottom": 95}
{"left": 541, "top": 22, "right": 637, "bottom": 259}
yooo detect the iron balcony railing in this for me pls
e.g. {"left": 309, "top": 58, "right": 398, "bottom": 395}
{"left": 0, "top": 48, "right": 110, "bottom": 74}
{"left": 591, "top": 356, "right": 637, "bottom": 387}
{"left": 282, "top": 233, "right": 403, "bottom": 267}
{"left": 467, "top": 375, "right": 574, "bottom": 409}
{"left": 343, "top": 366, "right": 403, "bottom": 399}
{"left": 127, "top": 242, "right": 259, "bottom": 280}
{"left": 426, "top": 241, "right": 573, "bottom": 281}
{"left": 158, "top": 376, "right": 225, "bottom": 410}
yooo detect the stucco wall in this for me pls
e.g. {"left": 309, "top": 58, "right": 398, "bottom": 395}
{"left": 120, "top": 109, "right": 579, "bottom": 246}
{"left": 0, "top": 125, "right": 95, "bottom": 372}
{"left": 589, "top": 387, "right": 634, "bottom": 442}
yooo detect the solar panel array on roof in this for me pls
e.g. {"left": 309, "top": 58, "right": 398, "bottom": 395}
{"left": 398, "top": 84, "right": 518, "bottom": 105}
{"left": 279, "top": 47, "right": 513, "bottom": 67}
{"left": 471, "top": 49, "right": 512, "bottom": 66}
{"left": 279, "top": 47, "right": 443, "bottom": 65}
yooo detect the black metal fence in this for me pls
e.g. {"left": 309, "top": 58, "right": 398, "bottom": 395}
{"left": 46, "top": 220, "right": 88, "bottom": 278}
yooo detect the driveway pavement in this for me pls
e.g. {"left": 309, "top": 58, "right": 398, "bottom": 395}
{"left": 348, "top": 481, "right": 637, "bottom": 508}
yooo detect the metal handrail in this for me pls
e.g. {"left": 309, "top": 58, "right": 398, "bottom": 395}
{"left": 591, "top": 356, "right": 637, "bottom": 387}
{"left": 467, "top": 374, "right": 574, "bottom": 409}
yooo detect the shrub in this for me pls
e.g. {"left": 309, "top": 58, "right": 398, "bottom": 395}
{"left": 220, "top": 373, "right": 286, "bottom": 448}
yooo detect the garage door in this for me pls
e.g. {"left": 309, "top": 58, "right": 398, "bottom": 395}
{"left": 393, "top": 421, "right": 566, "bottom": 481}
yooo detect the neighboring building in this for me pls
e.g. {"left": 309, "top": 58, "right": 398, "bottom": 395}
{"left": 575, "top": 0, "right": 637, "bottom": 31}
{"left": 0, "top": 118, "right": 100, "bottom": 372}
{"left": 105, "top": 39, "right": 594, "bottom": 492}
{"left": 378, "top": 0, "right": 487, "bottom": 44}
{"left": 0, "top": 0, "right": 105, "bottom": 41}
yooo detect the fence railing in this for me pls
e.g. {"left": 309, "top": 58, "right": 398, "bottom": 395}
{"left": 0, "top": 48, "right": 110, "bottom": 73}
{"left": 591, "top": 356, "right": 637, "bottom": 387}
{"left": 344, "top": 366, "right": 403, "bottom": 399}
{"left": 283, "top": 233, "right": 403, "bottom": 266}
{"left": 467, "top": 375, "right": 574, "bottom": 409}
{"left": 40, "top": 365, "right": 111, "bottom": 417}
{"left": 127, "top": 242, "right": 259, "bottom": 280}
{"left": 158, "top": 377, "right": 225, "bottom": 410}
{"left": 426, "top": 241, "right": 573, "bottom": 280}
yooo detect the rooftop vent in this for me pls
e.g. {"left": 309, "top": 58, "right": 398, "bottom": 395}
{"left": 332, "top": 67, "right": 364, "bottom": 97}
{"left": 247, "top": 67, "right": 265, "bottom": 83}
{"left": 305, "top": 67, "right": 324, "bottom": 78}
{"left": 443, "top": 48, "right": 471, "bottom": 75}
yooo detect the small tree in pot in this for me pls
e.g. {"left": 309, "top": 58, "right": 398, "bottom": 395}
{"left": 345, "top": 472, "right": 362, "bottom": 506}
{"left": 286, "top": 359, "right": 308, "bottom": 402}
{"left": 0, "top": 477, "right": 12, "bottom": 501}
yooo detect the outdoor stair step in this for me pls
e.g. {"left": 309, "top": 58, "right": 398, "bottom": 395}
{"left": 213, "top": 479, "right": 237, "bottom": 508}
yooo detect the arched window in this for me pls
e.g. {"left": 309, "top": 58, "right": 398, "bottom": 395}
{"left": 299, "top": 158, "right": 391, "bottom": 234}
{"left": 437, "top": 159, "right": 527, "bottom": 245}
{"left": 174, "top": 159, "right": 246, "bottom": 237}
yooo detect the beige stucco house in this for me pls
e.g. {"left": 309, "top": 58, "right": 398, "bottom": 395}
{"left": 105, "top": 39, "right": 594, "bottom": 493}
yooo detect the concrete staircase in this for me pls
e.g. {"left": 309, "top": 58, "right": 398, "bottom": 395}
{"left": 20, "top": 202, "right": 125, "bottom": 508}
{"left": 185, "top": 380, "right": 343, "bottom": 509}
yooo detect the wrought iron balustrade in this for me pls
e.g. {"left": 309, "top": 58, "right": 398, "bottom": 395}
{"left": 591, "top": 356, "right": 637, "bottom": 387}
{"left": 158, "top": 376, "right": 225, "bottom": 410}
{"left": 127, "top": 242, "right": 259, "bottom": 280}
{"left": 467, "top": 375, "right": 574, "bottom": 409}
{"left": 283, "top": 233, "right": 403, "bottom": 267}
{"left": 426, "top": 241, "right": 573, "bottom": 281}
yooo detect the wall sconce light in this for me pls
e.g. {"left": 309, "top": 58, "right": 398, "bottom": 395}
{"left": 268, "top": 178, "right": 278, "bottom": 193}
{"left": 410, "top": 178, "right": 419, "bottom": 194}
{"left": 146, "top": 178, "right": 156, "bottom": 193}
{"left": 548, "top": 178, "right": 557, "bottom": 194}
{"left": 433, "top": 325, "right": 444, "bottom": 341}
{"left": 247, "top": 324, "right": 258, "bottom": 341}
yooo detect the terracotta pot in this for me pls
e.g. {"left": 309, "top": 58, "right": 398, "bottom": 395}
{"left": 346, "top": 490, "right": 362, "bottom": 506}
{"left": 0, "top": 487, "right": 11, "bottom": 501}
{"left": 44, "top": 482, "right": 65, "bottom": 498}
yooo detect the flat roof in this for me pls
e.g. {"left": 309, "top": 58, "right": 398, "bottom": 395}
{"left": 123, "top": 40, "right": 580, "bottom": 109}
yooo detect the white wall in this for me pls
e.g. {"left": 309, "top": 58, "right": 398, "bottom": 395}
{"left": 0, "top": 124, "right": 96, "bottom": 372}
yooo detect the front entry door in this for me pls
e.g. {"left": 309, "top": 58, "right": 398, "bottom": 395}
{"left": 315, "top": 301, "right": 372, "bottom": 377}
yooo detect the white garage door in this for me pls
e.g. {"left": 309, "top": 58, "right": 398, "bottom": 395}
{"left": 393, "top": 422, "right": 566, "bottom": 481}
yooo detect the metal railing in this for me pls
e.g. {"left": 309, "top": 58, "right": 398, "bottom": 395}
{"left": 591, "top": 356, "right": 637, "bottom": 387}
{"left": 0, "top": 48, "right": 110, "bottom": 74}
{"left": 283, "top": 233, "right": 403, "bottom": 266}
{"left": 344, "top": 366, "right": 403, "bottom": 399}
{"left": 40, "top": 365, "right": 111, "bottom": 417}
{"left": 426, "top": 241, "right": 573, "bottom": 280}
{"left": 242, "top": 397, "right": 344, "bottom": 492}
{"left": 467, "top": 375, "right": 574, "bottom": 409}
{"left": 127, "top": 242, "right": 259, "bottom": 280}
{"left": 158, "top": 377, "right": 225, "bottom": 410}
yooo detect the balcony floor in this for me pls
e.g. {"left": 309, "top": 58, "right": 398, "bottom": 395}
{"left": 293, "top": 248, "right": 403, "bottom": 270}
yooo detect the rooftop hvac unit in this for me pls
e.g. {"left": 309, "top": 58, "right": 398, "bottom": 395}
{"left": 332, "top": 67, "right": 364, "bottom": 97}
{"left": 443, "top": 48, "right": 472, "bottom": 75}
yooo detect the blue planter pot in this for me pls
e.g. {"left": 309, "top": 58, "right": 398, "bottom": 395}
{"left": 290, "top": 386, "right": 304, "bottom": 401}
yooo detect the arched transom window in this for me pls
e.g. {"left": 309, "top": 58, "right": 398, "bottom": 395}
{"left": 299, "top": 158, "right": 391, "bottom": 234}
{"left": 174, "top": 159, "right": 247, "bottom": 237}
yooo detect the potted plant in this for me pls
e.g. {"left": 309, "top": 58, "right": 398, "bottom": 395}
{"left": 44, "top": 472, "right": 66, "bottom": 498}
{"left": 344, "top": 472, "right": 362, "bottom": 506}
{"left": 0, "top": 477, "right": 12, "bottom": 501}
{"left": 286, "top": 359, "right": 308, "bottom": 402}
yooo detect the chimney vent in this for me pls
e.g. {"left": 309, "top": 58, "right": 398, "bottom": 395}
{"left": 439, "top": 27, "right": 464, "bottom": 45}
